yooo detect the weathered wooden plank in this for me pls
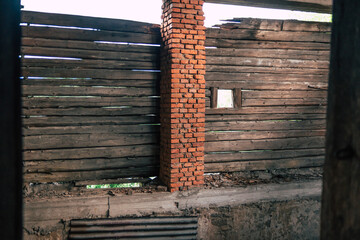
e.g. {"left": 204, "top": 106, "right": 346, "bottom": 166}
{"left": 22, "top": 58, "right": 159, "bottom": 71}
{"left": 206, "top": 119, "right": 326, "bottom": 131}
{"left": 215, "top": 18, "right": 283, "bottom": 31}
{"left": 206, "top": 81, "right": 328, "bottom": 91}
{"left": 206, "top": 106, "right": 327, "bottom": 115}
{"left": 206, "top": 56, "right": 329, "bottom": 69}
{"left": 24, "top": 133, "right": 159, "bottom": 150}
{"left": 22, "top": 85, "right": 158, "bottom": 97}
{"left": 206, "top": 48, "right": 330, "bottom": 60}
{"left": 282, "top": 20, "right": 331, "bottom": 32}
{"left": 22, "top": 116, "right": 159, "bottom": 127}
{"left": 21, "top": 79, "right": 158, "bottom": 88}
{"left": 23, "top": 97, "right": 159, "bottom": 108}
{"left": 206, "top": 65, "right": 329, "bottom": 74}
{"left": 205, "top": 72, "right": 328, "bottom": 82}
{"left": 23, "top": 125, "right": 159, "bottom": 136}
{"left": 22, "top": 26, "right": 160, "bottom": 44}
{"left": 21, "top": 37, "right": 160, "bottom": 53}
{"left": 205, "top": 156, "right": 325, "bottom": 173}
{"left": 23, "top": 144, "right": 159, "bottom": 161}
{"left": 205, "top": 148, "right": 324, "bottom": 163}
{"left": 0, "top": 2, "right": 22, "bottom": 239}
{"left": 206, "top": 28, "right": 331, "bottom": 43}
{"left": 205, "top": 39, "right": 330, "bottom": 50}
{"left": 24, "top": 156, "right": 158, "bottom": 172}
{"left": 24, "top": 165, "right": 159, "bottom": 183}
{"left": 206, "top": 130, "right": 325, "bottom": 142}
{"left": 22, "top": 67, "right": 159, "bottom": 80}
{"left": 21, "top": 11, "right": 160, "bottom": 34}
{"left": 218, "top": 19, "right": 331, "bottom": 32}
{"left": 206, "top": 113, "right": 325, "bottom": 122}
{"left": 21, "top": 46, "right": 159, "bottom": 62}
{"left": 321, "top": 1, "right": 360, "bottom": 238}
{"left": 242, "top": 90, "right": 327, "bottom": 98}
{"left": 242, "top": 98, "right": 327, "bottom": 107}
{"left": 23, "top": 107, "right": 158, "bottom": 117}
{"left": 205, "top": 136, "right": 325, "bottom": 152}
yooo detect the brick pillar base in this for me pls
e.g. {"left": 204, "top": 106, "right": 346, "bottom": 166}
{"left": 159, "top": 0, "right": 206, "bottom": 192}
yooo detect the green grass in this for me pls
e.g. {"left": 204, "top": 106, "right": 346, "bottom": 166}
{"left": 86, "top": 182, "right": 142, "bottom": 189}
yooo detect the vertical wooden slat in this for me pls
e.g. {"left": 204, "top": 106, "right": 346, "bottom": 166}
{"left": 210, "top": 87, "right": 218, "bottom": 108}
{"left": 0, "top": 0, "right": 23, "bottom": 239}
{"left": 233, "top": 88, "right": 242, "bottom": 108}
{"left": 321, "top": 0, "right": 360, "bottom": 239}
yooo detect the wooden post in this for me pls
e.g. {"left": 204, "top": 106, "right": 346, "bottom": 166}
{"left": 0, "top": 0, "right": 23, "bottom": 239}
{"left": 321, "top": 0, "right": 360, "bottom": 239}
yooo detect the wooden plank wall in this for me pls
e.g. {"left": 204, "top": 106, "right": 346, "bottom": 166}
{"left": 21, "top": 11, "right": 161, "bottom": 183}
{"left": 204, "top": 18, "right": 331, "bottom": 173}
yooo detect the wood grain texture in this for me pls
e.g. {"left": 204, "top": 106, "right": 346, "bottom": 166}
{"left": 0, "top": 1, "right": 23, "bottom": 239}
{"left": 321, "top": 1, "right": 360, "bottom": 239}
{"left": 21, "top": 12, "right": 161, "bottom": 183}
{"left": 204, "top": 17, "right": 330, "bottom": 173}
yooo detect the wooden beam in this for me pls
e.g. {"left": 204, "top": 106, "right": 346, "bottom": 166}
{"left": 321, "top": 0, "right": 360, "bottom": 239}
{"left": 0, "top": 0, "right": 23, "bottom": 239}
{"left": 205, "top": 0, "right": 332, "bottom": 13}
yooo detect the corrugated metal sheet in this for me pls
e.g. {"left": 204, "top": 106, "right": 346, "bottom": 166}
{"left": 69, "top": 216, "right": 198, "bottom": 239}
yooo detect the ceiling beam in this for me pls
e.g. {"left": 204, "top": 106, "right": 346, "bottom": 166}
{"left": 205, "top": 0, "right": 332, "bottom": 14}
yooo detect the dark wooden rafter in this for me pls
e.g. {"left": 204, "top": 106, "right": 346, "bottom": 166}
{"left": 205, "top": 0, "right": 332, "bottom": 14}
{"left": 0, "top": 0, "right": 23, "bottom": 239}
{"left": 321, "top": 0, "right": 360, "bottom": 239}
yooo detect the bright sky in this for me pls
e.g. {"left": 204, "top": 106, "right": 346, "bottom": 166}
{"left": 21, "top": 0, "right": 331, "bottom": 27}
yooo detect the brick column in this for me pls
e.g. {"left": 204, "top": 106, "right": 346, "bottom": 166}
{"left": 160, "top": 0, "right": 206, "bottom": 192}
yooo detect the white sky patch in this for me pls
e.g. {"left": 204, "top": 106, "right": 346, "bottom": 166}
{"left": 21, "top": 0, "right": 331, "bottom": 27}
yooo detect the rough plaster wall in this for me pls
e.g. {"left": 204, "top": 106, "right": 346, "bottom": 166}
{"left": 198, "top": 198, "right": 320, "bottom": 240}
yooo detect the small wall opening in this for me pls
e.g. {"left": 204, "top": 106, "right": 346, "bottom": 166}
{"left": 217, "top": 89, "right": 234, "bottom": 108}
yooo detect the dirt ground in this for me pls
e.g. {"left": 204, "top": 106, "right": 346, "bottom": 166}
{"left": 23, "top": 167, "right": 323, "bottom": 201}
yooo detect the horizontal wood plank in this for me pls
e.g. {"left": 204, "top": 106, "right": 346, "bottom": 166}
{"left": 22, "top": 85, "right": 158, "bottom": 97}
{"left": 23, "top": 144, "right": 159, "bottom": 161}
{"left": 24, "top": 166, "right": 159, "bottom": 183}
{"left": 22, "top": 116, "right": 159, "bottom": 127}
{"left": 206, "top": 28, "right": 331, "bottom": 43}
{"left": 21, "top": 11, "right": 160, "bottom": 34}
{"left": 205, "top": 156, "right": 324, "bottom": 173}
{"left": 21, "top": 37, "right": 160, "bottom": 53}
{"left": 24, "top": 133, "right": 159, "bottom": 150}
{"left": 22, "top": 26, "right": 160, "bottom": 44}
{"left": 205, "top": 148, "right": 324, "bottom": 163}
{"left": 21, "top": 46, "right": 159, "bottom": 62}
{"left": 23, "top": 96, "right": 159, "bottom": 108}
{"left": 24, "top": 156, "right": 159, "bottom": 172}
{"left": 205, "top": 39, "right": 330, "bottom": 50}
{"left": 206, "top": 130, "right": 325, "bottom": 142}
{"left": 205, "top": 136, "right": 325, "bottom": 152}
{"left": 206, "top": 119, "right": 326, "bottom": 131}
{"left": 22, "top": 68, "right": 159, "bottom": 80}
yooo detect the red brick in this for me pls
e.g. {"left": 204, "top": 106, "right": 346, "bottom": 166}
{"left": 160, "top": 0, "right": 205, "bottom": 193}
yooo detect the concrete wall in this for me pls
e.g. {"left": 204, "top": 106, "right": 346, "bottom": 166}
{"left": 198, "top": 198, "right": 320, "bottom": 240}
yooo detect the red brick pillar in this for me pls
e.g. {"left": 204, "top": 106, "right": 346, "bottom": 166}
{"left": 160, "top": 0, "right": 206, "bottom": 192}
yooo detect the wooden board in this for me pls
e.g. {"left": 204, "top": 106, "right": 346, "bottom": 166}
{"left": 21, "top": 11, "right": 160, "bottom": 34}
{"left": 205, "top": 148, "right": 324, "bottom": 163}
{"left": 24, "top": 133, "right": 159, "bottom": 150}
